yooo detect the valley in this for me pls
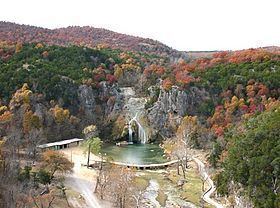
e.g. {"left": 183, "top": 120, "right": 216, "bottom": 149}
{"left": 0, "top": 21, "right": 279, "bottom": 208}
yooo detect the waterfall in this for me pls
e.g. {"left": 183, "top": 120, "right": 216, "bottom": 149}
{"left": 128, "top": 122, "right": 133, "bottom": 142}
{"left": 121, "top": 87, "right": 148, "bottom": 144}
{"left": 128, "top": 113, "right": 147, "bottom": 144}
{"left": 135, "top": 118, "right": 148, "bottom": 144}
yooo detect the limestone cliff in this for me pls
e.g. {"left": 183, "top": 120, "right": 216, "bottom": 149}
{"left": 147, "top": 85, "right": 210, "bottom": 137}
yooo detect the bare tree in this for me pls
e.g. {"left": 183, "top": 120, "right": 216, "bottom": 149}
{"left": 26, "top": 128, "right": 45, "bottom": 161}
{"left": 130, "top": 187, "right": 145, "bottom": 208}
{"left": 6, "top": 126, "right": 23, "bottom": 159}
{"left": 31, "top": 192, "right": 56, "bottom": 208}
{"left": 164, "top": 137, "right": 188, "bottom": 178}
{"left": 95, "top": 165, "right": 137, "bottom": 208}
{"left": 164, "top": 116, "right": 200, "bottom": 178}
{"left": 95, "top": 165, "right": 111, "bottom": 200}
{"left": 57, "top": 182, "right": 70, "bottom": 207}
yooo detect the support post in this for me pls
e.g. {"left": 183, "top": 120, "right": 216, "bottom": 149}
{"left": 87, "top": 144, "right": 91, "bottom": 168}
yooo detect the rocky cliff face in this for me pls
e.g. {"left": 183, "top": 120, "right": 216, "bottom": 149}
{"left": 64, "top": 82, "right": 211, "bottom": 142}
{"left": 78, "top": 85, "right": 97, "bottom": 122}
{"left": 52, "top": 79, "right": 212, "bottom": 142}
{"left": 147, "top": 85, "right": 210, "bottom": 137}
{"left": 77, "top": 82, "right": 125, "bottom": 133}
{"left": 1, "top": 81, "right": 210, "bottom": 143}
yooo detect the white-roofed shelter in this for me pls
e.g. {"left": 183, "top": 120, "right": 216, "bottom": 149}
{"left": 37, "top": 138, "right": 83, "bottom": 151}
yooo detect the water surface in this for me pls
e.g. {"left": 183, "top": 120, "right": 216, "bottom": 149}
{"left": 101, "top": 144, "right": 168, "bottom": 165}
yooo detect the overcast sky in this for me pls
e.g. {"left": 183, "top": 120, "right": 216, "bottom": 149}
{"left": 0, "top": 0, "right": 279, "bottom": 51}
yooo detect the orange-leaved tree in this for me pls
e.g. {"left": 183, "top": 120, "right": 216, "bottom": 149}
{"left": 41, "top": 150, "right": 73, "bottom": 180}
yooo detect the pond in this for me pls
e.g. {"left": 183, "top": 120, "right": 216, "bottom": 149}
{"left": 101, "top": 143, "right": 169, "bottom": 165}
{"left": 100, "top": 144, "right": 199, "bottom": 207}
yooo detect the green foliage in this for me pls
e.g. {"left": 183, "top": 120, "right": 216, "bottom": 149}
{"left": 18, "top": 166, "right": 57, "bottom": 185}
{"left": 0, "top": 43, "right": 120, "bottom": 105}
{"left": 197, "top": 99, "right": 215, "bottom": 116}
{"left": 18, "top": 166, "right": 32, "bottom": 182}
{"left": 216, "top": 106, "right": 280, "bottom": 207}
{"left": 214, "top": 172, "right": 229, "bottom": 196}
{"left": 84, "top": 137, "right": 102, "bottom": 155}
{"left": 208, "top": 141, "right": 222, "bottom": 168}
{"left": 190, "top": 60, "right": 280, "bottom": 116}
{"left": 193, "top": 60, "right": 280, "bottom": 95}
{"left": 36, "top": 169, "right": 52, "bottom": 185}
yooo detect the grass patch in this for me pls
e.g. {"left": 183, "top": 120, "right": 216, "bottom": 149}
{"left": 134, "top": 177, "right": 149, "bottom": 190}
{"left": 182, "top": 169, "right": 203, "bottom": 204}
{"left": 167, "top": 167, "right": 213, "bottom": 208}
{"left": 156, "top": 190, "right": 167, "bottom": 207}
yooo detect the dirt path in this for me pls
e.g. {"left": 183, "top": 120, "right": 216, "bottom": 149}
{"left": 59, "top": 147, "right": 108, "bottom": 208}
{"left": 192, "top": 157, "right": 224, "bottom": 208}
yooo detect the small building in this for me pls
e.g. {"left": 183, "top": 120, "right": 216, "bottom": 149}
{"left": 37, "top": 138, "right": 83, "bottom": 151}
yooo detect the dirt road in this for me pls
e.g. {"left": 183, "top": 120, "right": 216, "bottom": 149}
{"left": 60, "top": 147, "right": 106, "bottom": 208}
{"left": 192, "top": 157, "right": 224, "bottom": 208}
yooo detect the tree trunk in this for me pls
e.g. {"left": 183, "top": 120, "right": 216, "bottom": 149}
{"left": 184, "top": 154, "right": 188, "bottom": 169}
{"left": 181, "top": 162, "right": 186, "bottom": 179}
{"left": 87, "top": 144, "right": 91, "bottom": 168}
{"left": 100, "top": 155, "right": 103, "bottom": 171}
{"left": 94, "top": 176, "right": 99, "bottom": 193}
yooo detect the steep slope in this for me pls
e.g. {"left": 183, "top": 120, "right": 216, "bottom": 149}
{"left": 0, "top": 21, "right": 185, "bottom": 60}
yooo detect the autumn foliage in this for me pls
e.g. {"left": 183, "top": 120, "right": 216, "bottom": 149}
{"left": 49, "top": 105, "right": 70, "bottom": 124}
{"left": 41, "top": 150, "right": 73, "bottom": 178}
{"left": 0, "top": 21, "right": 180, "bottom": 57}
{"left": 207, "top": 80, "right": 279, "bottom": 136}
{"left": 162, "top": 78, "right": 173, "bottom": 91}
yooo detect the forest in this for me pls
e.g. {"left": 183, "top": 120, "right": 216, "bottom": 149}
{"left": 0, "top": 22, "right": 279, "bottom": 208}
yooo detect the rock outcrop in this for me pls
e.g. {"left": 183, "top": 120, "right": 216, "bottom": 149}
{"left": 78, "top": 85, "right": 97, "bottom": 121}
{"left": 77, "top": 82, "right": 123, "bottom": 122}
{"left": 147, "top": 86, "right": 210, "bottom": 137}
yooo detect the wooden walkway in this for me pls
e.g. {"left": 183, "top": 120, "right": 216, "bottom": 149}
{"left": 89, "top": 160, "right": 179, "bottom": 170}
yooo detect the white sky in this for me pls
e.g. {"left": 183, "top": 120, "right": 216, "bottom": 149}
{"left": 0, "top": 0, "right": 279, "bottom": 51}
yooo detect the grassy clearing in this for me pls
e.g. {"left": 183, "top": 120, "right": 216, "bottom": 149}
{"left": 167, "top": 163, "right": 214, "bottom": 208}
{"left": 138, "top": 171, "right": 169, "bottom": 206}
{"left": 134, "top": 176, "right": 149, "bottom": 190}
{"left": 156, "top": 190, "right": 167, "bottom": 207}
{"left": 135, "top": 166, "right": 214, "bottom": 208}
{"left": 52, "top": 186, "right": 86, "bottom": 207}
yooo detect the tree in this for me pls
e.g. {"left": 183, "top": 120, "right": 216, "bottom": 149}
{"left": 49, "top": 105, "right": 70, "bottom": 124}
{"left": 208, "top": 141, "right": 223, "bottom": 168}
{"left": 18, "top": 166, "right": 32, "bottom": 182}
{"left": 129, "top": 178, "right": 146, "bottom": 208}
{"left": 95, "top": 164, "right": 145, "bottom": 207}
{"left": 30, "top": 191, "right": 56, "bottom": 208}
{"left": 95, "top": 165, "right": 111, "bottom": 200}
{"left": 0, "top": 140, "right": 4, "bottom": 171}
{"left": 15, "top": 42, "right": 23, "bottom": 53}
{"left": 37, "top": 169, "right": 52, "bottom": 185}
{"left": 162, "top": 78, "right": 173, "bottom": 91}
{"left": 56, "top": 182, "right": 70, "bottom": 207}
{"left": 83, "top": 137, "right": 102, "bottom": 168}
{"left": 83, "top": 124, "right": 99, "bottom": 139}
{"left": 41, "top": 150, "right": 73, "bottom": 180}
{"left": 42, "top": 51, "right": 49, "bottom": 58}
{"left": 26, "top": 128, "right": 45, "bottom": 160}
{"left": 108, "top": 166, "right": 136, "bottom": 208}
{"left": 216, "top": 105, "right": 280, "bottom": 207}
{"left": 165, "top": 116, "right": 200, "bottom": 178}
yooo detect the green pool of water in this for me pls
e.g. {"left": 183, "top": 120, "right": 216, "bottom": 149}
{"left": 101, "top": 144, "right": 168, "bottom": 165}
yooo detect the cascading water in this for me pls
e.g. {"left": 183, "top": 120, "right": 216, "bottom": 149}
{"left": 128, "top": 121, "right": 133, "bottom": 143}
{"left": 120, "top": 87, "right": 148, "bottom": 144}
{"left": 128, "top": 114, "right": 147, "bottom": 144}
